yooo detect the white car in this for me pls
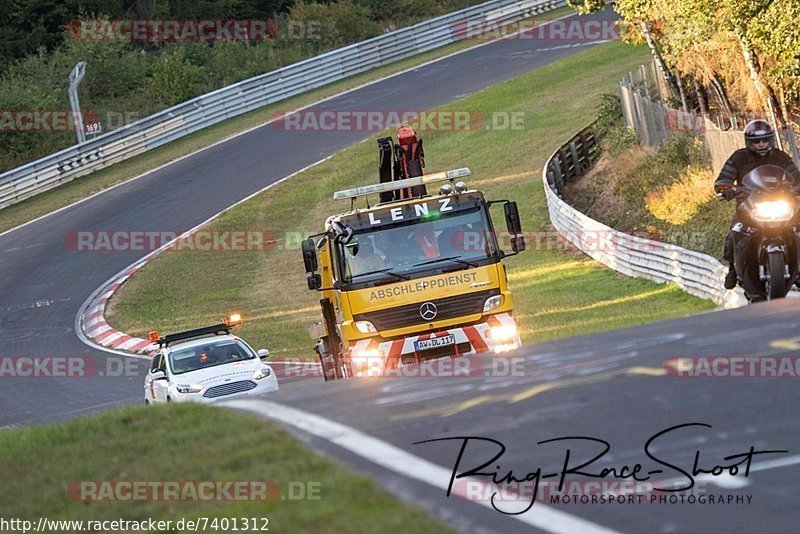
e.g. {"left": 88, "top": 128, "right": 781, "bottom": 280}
{"left": 144, "top": 318, "right": 278, "bottom": 404}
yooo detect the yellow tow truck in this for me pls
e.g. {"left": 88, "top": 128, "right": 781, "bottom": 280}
{"left": 301, "top": 127, "right": 526, "bottom": 379}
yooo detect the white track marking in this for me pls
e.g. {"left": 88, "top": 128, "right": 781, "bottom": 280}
{"left": 226, "top": 399, "right": 621, "bottom": 534}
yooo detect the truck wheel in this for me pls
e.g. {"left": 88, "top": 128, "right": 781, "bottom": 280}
{"left": 321, "top": 356, "right": 337, "bottom": 381}
{"left": 316, "top": 343, "right": 337, "bottom": 381}
{"left": 767, "top": 252, "right": 786, "bottom": 299}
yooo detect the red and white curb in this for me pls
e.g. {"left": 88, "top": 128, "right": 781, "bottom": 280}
{"left": 80, "top": 259, "right": 157, "bottom": 355}
{"left": 77, "top": 254, "right": 324, "bottom": 380}
{"left": 78, "top": 260, "right": 324, "bottom": 378}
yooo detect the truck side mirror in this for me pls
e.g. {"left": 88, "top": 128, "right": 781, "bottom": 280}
{"left": 302, "top": 238, "right": 318, "bottom": 273}
{"left": 307, "top": 274, "right": 322, "bottom": 291}
{"left": 511, "top": 235, "right": 526, "bottom": 253}
{"left": 504, "top": 202, "right": 522, "bottom": 235}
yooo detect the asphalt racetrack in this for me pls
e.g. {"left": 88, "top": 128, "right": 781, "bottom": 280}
{"left": 1, "top": 5, "right": 797, "bottom": 532}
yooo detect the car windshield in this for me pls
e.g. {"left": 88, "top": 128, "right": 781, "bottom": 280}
{"left": 338, "top": 207, "right": 496, "bottom": 287}
{"left": 168, "top": 339, "right": 256, "bottom": 375}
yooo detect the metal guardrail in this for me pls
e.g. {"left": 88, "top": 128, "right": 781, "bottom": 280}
{"left": 544, "top": 125, "right": 600, "bottom": 192}
{"left": 542, "top": 124, "right": 747, "bottom": 308}
{"left": 0, "top": 0, "right": 565, "bottom": 210}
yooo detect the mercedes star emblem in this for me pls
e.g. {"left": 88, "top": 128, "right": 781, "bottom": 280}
{"left": 419, "top": 302, "right": 438, "bottom": 321}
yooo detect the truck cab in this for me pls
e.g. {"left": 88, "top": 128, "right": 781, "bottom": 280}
{"left": 302, "top": 168, "right": 525, "bottom": 379}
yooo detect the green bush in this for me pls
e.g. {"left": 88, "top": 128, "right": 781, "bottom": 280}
{"left": 289, "top": 1, "right": 380, "bottom": 53}
{"left": 595, "top": 92, "right": 623, "bottom": 135}
{"left": 147, "top": 48, "right": 205, "bottom": 107}
{"left": 595, "top": 92, "right": 638, "bottom": 155}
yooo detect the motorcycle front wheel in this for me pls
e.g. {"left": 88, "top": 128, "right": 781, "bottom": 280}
{"left": 767, "top": 251, "right": 786, "bottom": 299}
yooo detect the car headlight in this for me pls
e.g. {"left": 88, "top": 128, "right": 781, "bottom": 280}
{"left": 253, "top": 367, "right": 272, "bottom": 380}
{"left": 753, "top": 200, "right": 793, "bottom": 222}
{"left": 483, "top": 295, "right": 503, "bottom": 312}
{"left": 175, "top": 384, "right": 203, "bottom": 394}
{"left": 354, "top": 320, "right": 378, "bottom": 334}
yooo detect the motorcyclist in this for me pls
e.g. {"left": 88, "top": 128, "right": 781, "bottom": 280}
{"left": 713, "top": 119, "right": 800, "bottom": 289}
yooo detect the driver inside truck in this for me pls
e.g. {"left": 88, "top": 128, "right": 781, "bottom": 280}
{"left": 346, "top": 236, "right": 384, "bottom": 276}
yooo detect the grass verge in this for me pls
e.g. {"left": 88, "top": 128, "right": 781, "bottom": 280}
{"left": 0, "top": 403, "right": 453, "bottom": 532}
{"left": 0, "top": 7, "right": 573, "bottom": 236}
{"left": 107, "top": 40, "right": 715, "bottom": 361}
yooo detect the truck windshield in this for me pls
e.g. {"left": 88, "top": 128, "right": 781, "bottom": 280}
{"left": 338, "top": 206, "right": 496, "bottom": 287}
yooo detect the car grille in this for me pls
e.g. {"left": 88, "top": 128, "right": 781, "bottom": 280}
{"left": 354, "top": 289, "right": 499, "bottom": 332}
{"left": 203, "top": 380, "right": 257, "bottom": 398}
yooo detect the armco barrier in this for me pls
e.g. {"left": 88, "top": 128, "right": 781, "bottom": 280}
{"left": 543, "top": 124, "right": 747, "bottom": 308}
{"left": 0, "top": 0, "right": 565, "bottom": 210}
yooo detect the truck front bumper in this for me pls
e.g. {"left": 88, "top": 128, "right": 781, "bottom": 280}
{"left": 348, "top": 312, "right": 520, "bottom": 376}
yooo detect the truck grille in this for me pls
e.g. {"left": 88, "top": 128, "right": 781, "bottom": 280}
{"left": 354, "top": 289, "right": 499, "bottom": 332}
{"left": 203, "top": 380, "right": 257, "bottom": 398}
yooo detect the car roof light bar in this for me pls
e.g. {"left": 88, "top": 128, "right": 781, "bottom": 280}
{"left": 155, "top": 323, "right": 232, "bottom": 347}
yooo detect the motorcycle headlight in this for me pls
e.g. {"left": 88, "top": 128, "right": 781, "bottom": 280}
{"left": 753, "top": 200, "right": 793, "bottom": 222}
{"left": 483, "top": 295, "right": 503, "bottom": 312}
{"left": 253, "top": 367, "right": 272, "bottom": 380}
{"left": 354, "top": 320, "right": 377, "bottom": 334}
{"left": 176, "top": 384, "right": 203, "bottom": 394}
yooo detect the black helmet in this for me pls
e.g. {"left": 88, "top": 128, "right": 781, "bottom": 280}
{"left": 744, "top": 119, "right": 775, "bottom": 156}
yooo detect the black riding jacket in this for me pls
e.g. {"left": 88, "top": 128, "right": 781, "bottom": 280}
{"left": 714, "top": 148, "right": 800, "bottom": 190}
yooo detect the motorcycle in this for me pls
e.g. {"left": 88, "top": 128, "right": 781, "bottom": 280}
{"left": 727, "top": 164, "right": 800, "bottom": 301}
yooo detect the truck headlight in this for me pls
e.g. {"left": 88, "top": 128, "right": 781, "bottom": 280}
{"left": 488, "top": 323, "right": 520, "bottom": 353}
{"left": 351, "top": 347, "right": 384, "bottom": 377}
{"left": 351, "top": 347, "right": 382, "bottom": 363}
{"left": 753, "top": 200, "right": 793, "bottom": 222}
{"left": 253, "top": 367, "right": 272, "bottom": 380}
{"left": 354, "top": 320, "right": 378, "bottom": 333}
{"left": 488, "top": 324, "right": 518, "bottom": 341}
{"left": 483, "top": 295, "right": 503, "bottom": 312}
{"left": 176, "top": 384, "right": 203, "bottom": 394}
